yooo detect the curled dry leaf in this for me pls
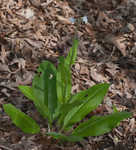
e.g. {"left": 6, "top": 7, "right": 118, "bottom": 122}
{"left": 0, "top": 45, "right": 8, "bottom": 63}
{"left": 72, "top": 84, "right": 79, "bottom": 93}
{"left": 56, "top": 15, "right": 72, "bottom": 24}
{"left": 96, "top": 11, "right": 115, "bottom": 29}
{"left": 104, "top": 34, "right": 127, "bottom": 56}
{"left": 24, "top": 39, "right": 43, "bottom": 49}
{"left": 75, "top": 63, "right": 80, "bottom": 71}
{"left": 85, "top": 23, "right": 96, "bottom": 38}
{"left": 10, "top": 58, "right": 26, "bottom": 71}
{"left": 80, "top": 65, "right": 89, "bottom": 75}
{"left": 18, "top": 8, "right": 35, "bottom": 19}
{"left": 29, "top": 0, "right": 41, "bottom": 8}
{"left": 129, "top": 118, "right": 135, "bottom": 132}
{"left": 127, "top": 23, "right": 135, "bottom": 31}
{"left": 41, "top": 0, "right": 54, "bottom": 8}
{"left": 112, "top": 36, "right": 127, "bottom": 56}
{"left": 16, "top": 71, "right": 34, "bottom": 86}
{"left": 105, "top": 62, "right": 119, "bottom": 76}
{"left": 90, "top": 67, "right": 108, "bottom": 82}
{"left": 0, "top": 63, "right": 10, "bottom": 72}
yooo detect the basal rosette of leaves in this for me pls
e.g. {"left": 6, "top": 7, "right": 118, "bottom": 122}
{"left": 3, "top": 38, "right": 132, "bottom": 142}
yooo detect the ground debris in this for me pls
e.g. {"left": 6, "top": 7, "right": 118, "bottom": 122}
{"left": 0, "top": 0, "right": 136, "bottom": 149}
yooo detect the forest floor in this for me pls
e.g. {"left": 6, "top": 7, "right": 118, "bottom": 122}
{"left": 0, "top": 0, "right": 136, "bottom": 149}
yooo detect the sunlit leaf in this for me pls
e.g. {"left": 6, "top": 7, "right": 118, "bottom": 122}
{"left": 32, "top": 61, "right": 58, "bottom": 122}
{"left": 56, "top": 56, "right": 72, "bottom": 103}
{"left": 57, "top": 100, "right": 83, "bottom": 127}
{"left": 63, "top": 83, "right": 110, "bottom": 129}
{"left": 19, "top": 86, "right": 35, "bottom": 101}
{"left": 3, "top": 104, "right": 40, "bottom": 134}
{"left": 72, "top": 111, "right": 132, "bottom": 137}
{"left": 65, "top": 39, "right": 78, "bottom": 67}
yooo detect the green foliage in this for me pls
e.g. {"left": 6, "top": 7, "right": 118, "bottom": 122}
{"left": 46, "top": 132, "right": 83, "bottom": 142}
{"left": 56, "top": 56, "right": 72, "bottom": 103}
{"left": 3, "top": 104, "right": 40, "bottom": 134}
{"left": 3, "top": 38, "right": 132, "bottom": 142}
{"left": 62, "top": 84, "right": 110, "bottom": 129}
{"left": 72, "top": 111, "right": 131, "bottom": 137}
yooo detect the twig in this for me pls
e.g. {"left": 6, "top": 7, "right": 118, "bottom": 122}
{"left": 0, "top": 145, "right": 12, "bottom": 150}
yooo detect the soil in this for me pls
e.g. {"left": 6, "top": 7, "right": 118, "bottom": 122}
{"left": 0, "top": 0, "right": 136, "bottom": 149}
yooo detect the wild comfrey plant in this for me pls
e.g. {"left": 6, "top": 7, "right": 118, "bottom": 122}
{"left": 3, "top": 39, "right": 132, "bottom": 142}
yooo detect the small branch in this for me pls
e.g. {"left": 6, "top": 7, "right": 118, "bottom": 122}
{"left": 0, "top": 145, "right": 12, "bottom": 150}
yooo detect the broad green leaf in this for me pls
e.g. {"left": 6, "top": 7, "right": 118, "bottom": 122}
{"left": 72, "top": 111, "right": 132, "bottom": 137}
{"left": 46, "top": 132, "right": 83, "bottom": 142}
{"left": 18, "top": 86, "right": 35, "bottom": 101}
{"left": 57, "top": 100, "right": 83, "bottom": 127}
{"left": 65, "top": 39, "right": 78, "bottom": 67}
{"left": 57, "top": 84, "right": 106, "bottom": 127}
{"left": 3, "top": 104, "right": 40, "bottom": 134}
{"left": 32, "top": 61, "right": 58, "bottom": 122}
{"left": 37, "top": 60, "right": 56, "bottom": 74}
{"left": 32, "top": 74, "right": 51, "bottom": 121}
{"left": 69, "top": 88, "right": 94, "bottom": 103}
{"left": 63, "top": 83, "right": 110, "bottom": 129}
{"left": 70, "top": 83, "right": 109, "bottom": 103}
{"left": 32, "top": 88, "right": 50, "bottom": 121}
{"left": 56, "top": 56, "right": 72, "bottom": 103}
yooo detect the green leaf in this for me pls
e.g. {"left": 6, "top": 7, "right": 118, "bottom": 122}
{"left": 57, "top": 86, "right": 100, "bottom": 127}
{"left": 112, "top": 105, "right": 118, "bottom": 113}
{"left": 32, "top": 61, "right": 58, "bottom": 122}
{"left": 57, "top": 101, "right": 83, "bottom": 127}
{"left": 37, "top": 60, "right": 57, "bottom": 74}
{"left": 70, "top": 83, "right": 109, "bottom": 103}
{"left": 63, "top": 83, "right": 110, "bottom": 129}
{"left": 46, "top": 132, "right": 83, "bottom": 142}
{"left": 69, "top": 88, "right": 93, "bottom": 103}
{"left": 56, "top": 39, "right": 78, "bottom": 103}
{"left": 56, "top": 56, "right": 72, "bottom": 103}
{"left": 3, "top": 104, "right": 40, "bottom": 134}
{"left": 65, "top": 39, "right": 78, "bottom": 67}
{"left": 72, "top": 111, "right": 132, "bottom": 137}
{"left": 18, "top": 86, "right": 35, "bottom": 101}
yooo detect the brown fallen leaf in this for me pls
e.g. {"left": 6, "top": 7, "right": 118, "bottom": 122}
{"left": 0, "top": 63, "right": 10, "bottom": 72}
{"left": 96, "top": 11, "right": 115, "bottom": 29}
{"left": 18, "top": 8, "right": 35, "bottom": 19}
{"left": 112, "top": 36, "right": 127, "bottom": 56}
{"left": 72, "top": 84, "right": 79, "bottom": 93}
{"left": 16, "top": 71, "right": 34, "bottom": 86}
{"left": 9, "top": 58, "right": 26, "bottom": 72}
{"left": 104, "top": 34, "right": 127, "bottom": 56}
{"left": 0, "top": 45, "right": 8, "bottom": 63}
{"left": 74, "top": 63, "right": 80, "bottom": 71}
{"left": 56, "top": 15, "right": 72, "bottom": 24}
{"left": 90, "top": 67, "right": 108, "bottom": 82}
{"left": 105, "top": 62, "right": 119, "bottom": 76}
{"left": 85, "top": 23, "right": 96, "bottom": 39}
{"left": 80, "top": 65, "right": 89, "bottom": 75}
{"left": 29, "top": 0, "right": 41, "bottom": 8}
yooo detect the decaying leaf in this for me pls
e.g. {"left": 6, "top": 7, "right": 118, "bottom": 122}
{"left": 56, "top": 15, "right": 72, "bottom": 24}
{"left": 18, "top": 8, "right": 35, "bottom": 19}
{"left": 104, "top": 34, "right": 127, "bottom": 56}
{"left": 80, "top": 65, "right": 89, "bottom": 75}
{"left": 90, "top": 67, "right": 108, "bottom": 82}
{"left": 112, "top": 36, "right": 127, "bottom": 56}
